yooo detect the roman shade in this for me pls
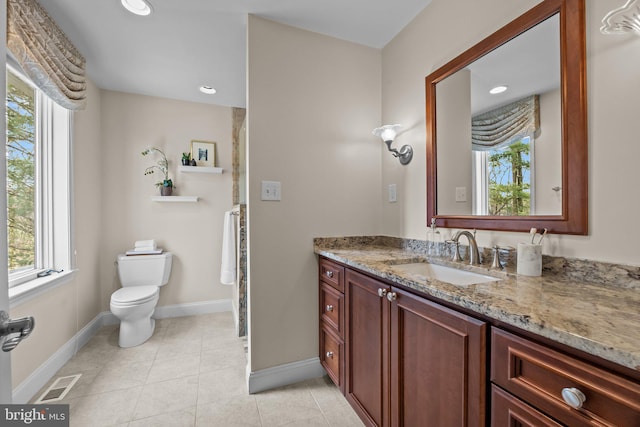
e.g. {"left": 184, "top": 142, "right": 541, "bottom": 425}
{"left": 472, "top": 95, "right": 539, "bottom": 151}
{"left": 7, "top": 0, "right": 86, "bottom": 110}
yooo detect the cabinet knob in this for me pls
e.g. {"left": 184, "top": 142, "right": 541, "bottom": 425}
{"left": 325, "top": 270, "right": 334, "bottom": 278}
{"left": 326, "top": 351, "right": 334, "bottom": 359}
{"left": 378, "top": 288, "right": 388, "bottom": 298}
{"left": 326, "top": 305, "right": 334, "bottom": 312}
{"left": 561, "top": 387, "right": 586, "bottom": 409}
{"left": 386, "top": 292, "right": 397, "bottom": 302}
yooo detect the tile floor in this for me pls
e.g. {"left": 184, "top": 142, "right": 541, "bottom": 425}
{"left": 31, "top": 312, "right": 363, "bottom": 427}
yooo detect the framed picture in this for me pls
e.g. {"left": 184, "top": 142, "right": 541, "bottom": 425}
{"left": 190, "top": 140, "right": 216, "bottom": 167}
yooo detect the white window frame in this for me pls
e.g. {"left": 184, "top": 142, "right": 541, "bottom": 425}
{"left": 472, "top": 135, "right": 536, "bottom": 216}
{"left": 6, "top": 63, "right": 75, "bottom": 304}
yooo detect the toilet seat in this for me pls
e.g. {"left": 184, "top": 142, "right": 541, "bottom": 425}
{"left": 111, "top": 285, "right": 158, "bottom": 306}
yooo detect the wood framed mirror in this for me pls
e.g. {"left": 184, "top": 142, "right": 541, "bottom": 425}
{"left": 425, "top": 0, "right": 587, "bottom": 234}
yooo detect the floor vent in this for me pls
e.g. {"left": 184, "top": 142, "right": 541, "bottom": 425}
{"left": 34, "top": 374, "right": 82, "bottom": 403}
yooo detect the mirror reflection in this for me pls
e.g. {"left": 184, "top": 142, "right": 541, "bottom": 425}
{"left": 436, "top": 14, "right": 562, "bottom": 217}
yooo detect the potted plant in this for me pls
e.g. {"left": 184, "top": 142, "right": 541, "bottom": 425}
{"left": 181, "top": 152, "right": 191, "bottom": 166}
{"left": 142, "top": 147, "right": 174, "bottom": 196}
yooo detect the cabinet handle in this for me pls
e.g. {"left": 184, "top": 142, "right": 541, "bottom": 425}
{"left": 326, "top": 351, "right": 334, "bottom": 359}
{"left": 326, "top": 305, "right": 334, "bottom": 312}
{"left": 325, "top": 270, "right": 334, "bottom": 278}
{"left": 386, "top": 292, "right": 397, "bottom": 302}
{"left": 378, "top": 288, "right": 388, "bottom": 298}
{"left": 561, "top": 387, "right": 586, "bottom": 409}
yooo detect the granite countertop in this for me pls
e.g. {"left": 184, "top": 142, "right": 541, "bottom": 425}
{"left": 314, "top": 237, "right": 640, "bottom": 373}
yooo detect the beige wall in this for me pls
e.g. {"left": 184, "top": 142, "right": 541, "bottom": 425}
{"left": 247, "top": 16, "right": 382, "bottom": 371}
{"left": 436, "top": 69, "right": 472, "bottom": 215}
{"left": 99, "top": 91, "right": 234, "bottom": 310}
{"left": 11, "top": 79, "right": 104, "bottom": 387}
{"left": 535, "top": 88, "right": 562, "bottom": 215}
{"left": 381, "top": 0, "right": 640, "bottom": 265}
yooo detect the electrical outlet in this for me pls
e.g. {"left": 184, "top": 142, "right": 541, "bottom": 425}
{"left": 455, "top": 186, "right": 467, "bottom": 202}
{"left": 389, "top": 184, "right": 397, "bottom": 203}
{"left": 261, "top": 181, "right": 281, "bottom": 201}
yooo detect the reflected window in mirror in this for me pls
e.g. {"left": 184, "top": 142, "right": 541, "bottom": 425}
{"left": 473, "top": 135, "right": 533, "bottom": 216}
{"left": 469, "top": 93, "right": 561, "bottom": 217}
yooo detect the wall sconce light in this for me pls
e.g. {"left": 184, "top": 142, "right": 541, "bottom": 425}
{"left": 372, "top": 124, "right": 413, "bottom": 165}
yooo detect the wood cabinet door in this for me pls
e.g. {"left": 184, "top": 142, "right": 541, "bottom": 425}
{"left": 345, "top": 269, "right": 390, "bottom": 427}
{"left": 389, "top": 287, "right": 487, "bottom": 427}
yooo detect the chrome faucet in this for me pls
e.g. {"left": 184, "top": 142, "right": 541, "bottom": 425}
{"left": 451, "top": 230, "right": 481, "bottom": 265}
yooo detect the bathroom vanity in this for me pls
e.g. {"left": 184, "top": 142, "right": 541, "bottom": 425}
{"left": 316, "top": 237, "right": 640, "bottom": 427}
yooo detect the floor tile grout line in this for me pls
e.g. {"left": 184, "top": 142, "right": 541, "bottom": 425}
{"left": 308, "top": 383, "right": 333, "bottom": 426}
{"left": 254, "top": 391, "right": 266, "bottom": 427}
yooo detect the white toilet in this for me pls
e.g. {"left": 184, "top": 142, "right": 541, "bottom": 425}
{"left": 111, "top": 252, "right": 172, "bottom": 348}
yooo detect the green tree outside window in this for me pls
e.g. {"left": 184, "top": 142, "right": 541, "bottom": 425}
{"left": 487, "top": 139, "right": 531, "bottom": 216}
{"left": 6, "top": 71, "right": 36, "bottom": 271}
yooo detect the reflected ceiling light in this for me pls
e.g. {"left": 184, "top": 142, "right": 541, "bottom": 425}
{"left": 121, "top": 0, "right": 152, "bottom": 16}
{"left": 199, "top": 85, "right": 217, "bottom": 95}
{"left": 601, "top": 0, "right": 640, "bottom": 35}
{"left": 372, "top": 124, "right": 413, "bottom": 166}
{"left": 489, "top": 85, "right": 508, "bottom": 95}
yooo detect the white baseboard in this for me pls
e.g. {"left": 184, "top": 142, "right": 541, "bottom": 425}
{"left": 247, "top": 357, "right": 326, "bottom": 394}
{"left": 153, "top": 299, "right": 232, "bottom": 319}
{"left": 12, "top": 299, "right": 232, "bottom": 403}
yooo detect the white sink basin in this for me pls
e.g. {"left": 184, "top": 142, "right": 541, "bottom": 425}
{"left": 390, "top": 262, "right": 501, "bottom": 286}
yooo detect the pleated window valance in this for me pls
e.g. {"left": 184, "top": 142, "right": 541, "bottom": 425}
{"left": 471, "top": 95, "right": 539, "bottom": 151}
{"left": 7, "top": 0, "right": 86, "bottom": 110}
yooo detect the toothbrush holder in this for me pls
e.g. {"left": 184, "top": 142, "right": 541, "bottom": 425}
{"left": 517, "top": 243, "right": 542, "bottom": 276}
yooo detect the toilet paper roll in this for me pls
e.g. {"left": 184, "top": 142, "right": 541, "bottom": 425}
{"left": 517, "top": 243, "right": 542, "bottom": 276}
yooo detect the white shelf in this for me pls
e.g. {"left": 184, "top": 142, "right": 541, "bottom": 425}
{"left": 178, "top": 166, "right": 224, "bottom": 174}
{"left": 151, "top": 196, "right": 199, "bottom": 203}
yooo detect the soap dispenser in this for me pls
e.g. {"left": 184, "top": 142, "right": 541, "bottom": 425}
{"left": 428, "top": 218, "right": 441, "bottom": 256}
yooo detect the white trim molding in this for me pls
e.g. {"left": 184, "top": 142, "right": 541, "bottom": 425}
{"left": 247, "top": 357, "right": 326, "bottom": 394}
{"left": 13, "top": 299, "right": 233, "bottom": 403}
{"left": 153, "top": 299, "right": 232, "bottom": 319}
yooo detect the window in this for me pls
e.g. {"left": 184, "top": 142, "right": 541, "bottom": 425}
{"left": 473, "top": 136, "right": 534, "bottom": 216}
{"left": 6, "top": 65, "right": 72, "bottom": 289}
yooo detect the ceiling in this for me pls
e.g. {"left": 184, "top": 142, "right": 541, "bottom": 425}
{"left": 468, "top": 14, "right": 560, "bottom": 115}
{"left": 40, "top": 0, "right": 432, "bottom": 108}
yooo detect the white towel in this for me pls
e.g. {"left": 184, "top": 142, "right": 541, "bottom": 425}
{"left": 220, "top": 211, "right": 236, "bottom": 285}
{"left": 135, "top": 240, "right": 157, "bottom": 250}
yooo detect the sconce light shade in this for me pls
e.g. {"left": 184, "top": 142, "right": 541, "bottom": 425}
{"left": 373, "top": 124, "right": 401, "bottom": 142}
{"left": 372, "top": 124, "right": 413, "bottom": 165}
{"left": 601, "top": 0, "right": 640, "bottom": 35}
{"left": 121, "top": 0, "right": 153, "bottom": 16}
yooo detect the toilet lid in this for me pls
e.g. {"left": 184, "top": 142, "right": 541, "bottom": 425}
{"left": 111, "top": 285, "right": 158, "bottom": 305}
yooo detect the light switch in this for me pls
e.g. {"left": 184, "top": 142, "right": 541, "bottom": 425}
{"left": 455, "top": 186, "right": 467, "bottom": 202}
{"left": 388, "top": 184, "right": 397, "bottom": 203}
{"left": 261, "top": 181, "right": 281, "bottom": 201}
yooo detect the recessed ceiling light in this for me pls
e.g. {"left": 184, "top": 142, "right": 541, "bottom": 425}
{"left": 121, "top": 0, "right": 152, "bottom": 16}
{"left": 199, "top": 85, "right": 217, "bottom": 95}
{"left": 489, "top": 85, "right": 508, "bottom": 95}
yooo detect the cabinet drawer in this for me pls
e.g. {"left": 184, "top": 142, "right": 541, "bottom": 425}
{"left": 319, "top": 258, "right": 344, "bottom": 292}
{"left": 491, "top": 385, "right": 562, "bottom": 427}
{"left": 492, "top": 328, "right": 640, "bottom": 427}
{"left": 320, "top": 282, "right": 344, "bottom": 338}
{"left": 320, "top": 326, "right": 344, "bottom": 392}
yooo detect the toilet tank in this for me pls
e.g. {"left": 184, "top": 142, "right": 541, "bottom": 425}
{"left": 117, "top": 252, "right": 172, "bottom": 287}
